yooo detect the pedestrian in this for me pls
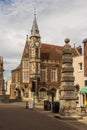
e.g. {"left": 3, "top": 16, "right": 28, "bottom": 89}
{"left": 58, "top": 99, "right": 60, "bottom": 113}
{"left": 81, "top": 105, "right": 86, "bottom": 113}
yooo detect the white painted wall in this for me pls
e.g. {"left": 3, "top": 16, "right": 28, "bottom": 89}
{"left": 73, "top": 55, "right": 84, "bottom": 107}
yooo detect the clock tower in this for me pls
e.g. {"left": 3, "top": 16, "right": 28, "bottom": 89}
{"left": 29, "top": 12, "right": 41, "bottom": 81}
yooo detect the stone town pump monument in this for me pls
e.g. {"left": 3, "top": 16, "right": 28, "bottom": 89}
{"left": 59, "top": 38, "right": 77, "bottom": 116}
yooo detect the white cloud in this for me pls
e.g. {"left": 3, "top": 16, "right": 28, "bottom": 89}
{"left": 0, "top": 0, "right": 87, "bottom": 80}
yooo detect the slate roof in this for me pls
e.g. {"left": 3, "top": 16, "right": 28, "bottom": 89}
{"left": 12, "top": 43, "right": 80, "bottom": 72}
{"left": 41, "top": 43, "right": 79, "bottom": 61}
{"left": 41, "top": 43, "right": 63, "bottom": 61}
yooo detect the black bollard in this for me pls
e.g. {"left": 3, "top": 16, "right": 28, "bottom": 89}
{"left": 26, "top": 101, "right": 28, "bottom": 109}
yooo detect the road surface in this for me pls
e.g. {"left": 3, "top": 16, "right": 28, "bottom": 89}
{"left": 0, "top": 103, "right": 80, "bottom": 130}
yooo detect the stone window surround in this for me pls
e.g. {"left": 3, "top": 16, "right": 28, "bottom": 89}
{"left": 51, "top": 67, "right": 57, "bottom": 82}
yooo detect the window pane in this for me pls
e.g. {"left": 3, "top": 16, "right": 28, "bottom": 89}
{"left": 85, "top": 80, "right": 87, "bottom": 86}
{"left": 51, "top": 68, "right": 57, "bottom": 81}
{"left": 40, "top": 68, "right": 46, "bottom": 82}
{"left": 79, "top": 63, "right": 82, "bottom": 71}
{"left": 23, "top": 72, "right": 29, "bottom": 80}
{"left": 23, "top": 61, "right": 29, "bottom": 68}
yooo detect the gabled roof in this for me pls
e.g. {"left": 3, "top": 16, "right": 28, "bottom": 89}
{"left": 11, "top": 42, "right": 80, "bottom": 72}
{"left": 11, "top": 63, "right": 21, "bottom": 72}
{"left": 41, "top": 43, "right": 63, "bottom": 61}
{"left": 41, "top": 43, "right": 79, "bottom": 61}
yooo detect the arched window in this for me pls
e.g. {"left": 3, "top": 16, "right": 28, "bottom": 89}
{"left": 39, "top": 88, "right": 46, "bottom": 99}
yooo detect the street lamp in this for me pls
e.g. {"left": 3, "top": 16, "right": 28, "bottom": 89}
{"left": 31, "top": 81, "right": 36, "bottom": 108}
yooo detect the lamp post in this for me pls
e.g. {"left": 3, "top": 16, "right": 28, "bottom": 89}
{"left": 31, "top": 80, "right": 37, "bottom": 108}
{"left": 33, "top": 92, "right": 35, "bottom": 108}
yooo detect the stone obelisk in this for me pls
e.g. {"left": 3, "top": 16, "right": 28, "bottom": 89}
{"left": 59, "top": 38, "right": 79, "bottom": 118}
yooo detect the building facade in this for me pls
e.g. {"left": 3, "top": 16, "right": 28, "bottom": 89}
{"left": 10, "top": 14, "right": 81, "bottom": 102}
{"left": 80, "top": 39, "right": 87, "bottom": 106}
{"left": 83, "top": 39, "right": 87, "bottom": 85}
{"left": 0, "top": 56, "right": 4, "bottom": 100}
{"left": 5, "top": 77, "right": 12, "bottom": 97}
{"left": 73, "top": 54, "right": 84, "bottom": 106}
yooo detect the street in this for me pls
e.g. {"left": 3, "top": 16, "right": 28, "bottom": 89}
{"left": 0, "top": 103, "right": 80, "bottom": 130}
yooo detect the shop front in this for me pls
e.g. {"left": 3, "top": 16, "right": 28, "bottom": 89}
{"left": 80, "top": 86, "right": 87, "bottom": 106}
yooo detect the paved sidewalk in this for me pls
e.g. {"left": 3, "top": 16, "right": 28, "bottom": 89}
{"left": 35, "top": 103, "right": 87, "bottom": 130}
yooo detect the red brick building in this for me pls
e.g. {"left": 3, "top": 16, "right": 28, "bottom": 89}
{"left": 10, "top": 14, "right": 81, "bottom": 101}
{"left": 83, "top": 39, "right": 87, "bottom": 85}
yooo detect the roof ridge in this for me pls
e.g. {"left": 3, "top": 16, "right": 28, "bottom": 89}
{"left": 41, "top": 43, "right": 63, "bottom": 48}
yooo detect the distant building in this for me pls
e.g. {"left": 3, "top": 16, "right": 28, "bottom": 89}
{"left": 0, "top": 56, "right": 5, "bottom": 100}
{"left": 10, "top": 14, "right": 81, "bottom": 102}
{"left": 5, "top": 77, "right": 12, "bottom": 98}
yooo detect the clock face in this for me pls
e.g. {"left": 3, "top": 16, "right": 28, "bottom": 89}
{"left": 35, "top": 42, "right": 39, "bottom": 47}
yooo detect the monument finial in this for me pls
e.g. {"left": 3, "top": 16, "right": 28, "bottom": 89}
{"left": 64, "top": 38, "right": 70, "bottom": 44}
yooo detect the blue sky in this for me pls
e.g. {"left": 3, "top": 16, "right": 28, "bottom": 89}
{"left": 0, "top": 0, "right": 87, "bottom": 80}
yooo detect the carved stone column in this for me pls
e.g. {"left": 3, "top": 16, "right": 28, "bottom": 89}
{"left": 59, "top": 38, "right": 77, "bottom": 116}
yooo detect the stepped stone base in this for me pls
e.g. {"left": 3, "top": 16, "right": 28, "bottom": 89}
{"left": 0, "top": 95, "right": 5, "bottom": 102}
{"left": 55, "top": 114, "right": 82, "bottom": 120}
